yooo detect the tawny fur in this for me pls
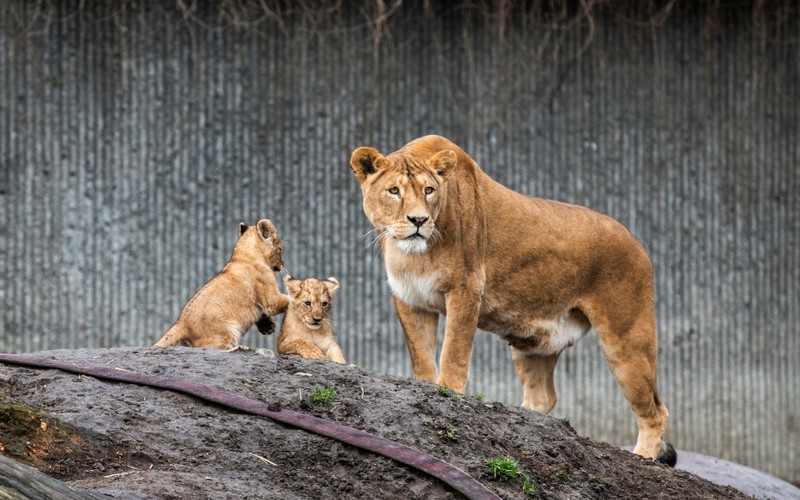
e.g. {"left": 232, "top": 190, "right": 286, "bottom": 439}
{"left": 154, "top": 219, "right": 289, "bottom": 350}
{"left": 350, "top": 135, "right": 672, "bottom": 463}
{"left": 277, "top": 276, "right": 346, "bottom": 364}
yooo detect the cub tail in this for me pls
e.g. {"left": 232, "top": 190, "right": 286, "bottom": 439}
{"left": 154, "top": 323, "right": 187, "bottom": 347}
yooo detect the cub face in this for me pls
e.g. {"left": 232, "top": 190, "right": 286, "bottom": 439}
{"left": 284, "top": 276, "right": 340, "bottom": 330}
{"left": 350, "top": 148, "right": 456, "bottom": 254}
{"left": 240, "top": 219, "right": 284, "bottom": 272}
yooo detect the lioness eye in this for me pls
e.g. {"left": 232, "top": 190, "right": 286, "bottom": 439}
{"left": 424, "top": 186, "right": 435, "bottom": 195}
{"left": 322, "top": 301, "right": 329, "bottom": 307}
{"left": 388, "top": 186, "right": 400, "bottom": 195}
{"left": 304, "top": 301, "right": 311, "bottom": 307}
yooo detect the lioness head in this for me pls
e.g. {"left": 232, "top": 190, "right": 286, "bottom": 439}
{"left": 350, "top": 146, "right": 457, "bottom": 254}
{"left": 239, "top": 219, "right": 283, "bottom": 272}
{"left": 284, "top": 276, "right": 340, "bottom": 330}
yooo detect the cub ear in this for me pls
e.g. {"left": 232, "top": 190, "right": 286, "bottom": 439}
{"left": 323, "top": 277, "right": 340, "bottom": 296}
{"left": 283, "top": 275, "right": 302, "bottom": 295}
{"left": 350, "top": 147, "right": 388, "bottom": 184}
{"left": 428, "top": 150, "right": 457, "bottom": 177}
{"left": 256, "top": 219, "right": 276, "bottom": 240}
{"left": 239, "top": 222, "right": 249, "bottom": 236}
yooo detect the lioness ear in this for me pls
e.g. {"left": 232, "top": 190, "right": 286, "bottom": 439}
{"left": 239, "top": 222, "right": 249, "bottom": 236}
{"left": 284, "top": 275, "right": 302, "bottom": 295}
{"left": 428, "top": 150, "right": 457, "bottom": 177}
{"left": 256, "top": 219, "right": 276, "bottom": 240}
{"left": 323, "top": 277, "right": 340, "bottom": 296}
{"left": 350, "top": 147, "right": 387, "bottom": 184}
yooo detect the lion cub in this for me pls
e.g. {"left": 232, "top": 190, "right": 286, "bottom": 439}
{"left": 155, "top": 219, "right": 289, "bottom": 350}
{"left": 277, "top": 275, "right": 345, "bottom": 364}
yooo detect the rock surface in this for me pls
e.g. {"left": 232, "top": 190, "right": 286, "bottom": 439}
{"left": 0, "top": 347, "right": 752, "bottom": 499}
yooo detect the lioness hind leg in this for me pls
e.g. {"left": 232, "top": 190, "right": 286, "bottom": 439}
{"left": 511, "top": 349, "right": 560, "bottom": 414}
{"left": 192, "top": 336, "right": 238, "bottom": 351}
{"left": 595, "top": 314, "right": 671, "bottom": 464}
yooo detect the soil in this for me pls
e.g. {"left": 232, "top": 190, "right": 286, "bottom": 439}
{"left": 0, "top": 347, "right": 751, "bottom": 499}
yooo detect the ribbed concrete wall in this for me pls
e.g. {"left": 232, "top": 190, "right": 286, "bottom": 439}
{"left": 1, "top": 1, "right": 797, "bottom": 482}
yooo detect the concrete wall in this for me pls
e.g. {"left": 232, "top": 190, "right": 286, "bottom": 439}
{"left": 1, "top": 1, "right": 797, "bottom": 481}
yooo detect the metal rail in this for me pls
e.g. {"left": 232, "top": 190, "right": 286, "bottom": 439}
{"left": 0, "top": 353, "right": 500, "bottom": 500}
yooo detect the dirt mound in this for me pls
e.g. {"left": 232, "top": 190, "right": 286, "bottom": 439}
{"left": 0, "top": 347, "right": 748, "bottom": 499}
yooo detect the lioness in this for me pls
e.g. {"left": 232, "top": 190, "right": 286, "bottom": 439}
{"left": 155, "top": 219, "right": 289, "bottom": 350}
{"left": 350, "top": 135, "right": 675, "bottom": 464}
{"left": 277, "top": 276, "right": 346, "bottom": 364}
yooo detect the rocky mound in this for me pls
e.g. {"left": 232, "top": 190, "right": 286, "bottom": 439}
{"left": 0, "top": 347, "right": 748, "bottom": 499}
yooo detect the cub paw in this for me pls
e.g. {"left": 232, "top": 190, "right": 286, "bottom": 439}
{"left": 657, "top": 442, "right": 677, "bottom": 467}
{"left": 256, "top": 314, "right": 276, "bottom": 335}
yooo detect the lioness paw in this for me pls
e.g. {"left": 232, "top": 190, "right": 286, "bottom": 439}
{"left": 657, "top": 442, "right": 678, "bottom": 468}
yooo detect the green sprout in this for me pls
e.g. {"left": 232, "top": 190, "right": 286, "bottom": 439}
{"left": 554, "top": 469, "right": 573, "bottom": 484}
{"left": 308, "top": 385, "right": 336, "bottom": 405}
{"left": 437, "top": 428, "right": 460, "bottom": 442}
{"left": 484, "top": 455, "right": 522, "bottom": 480}
{"left": 522, "top": 474, "right": 539, "bottom": 497}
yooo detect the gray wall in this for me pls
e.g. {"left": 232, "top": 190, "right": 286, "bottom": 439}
{"left": 1, "top": 1, "right": 798, "bottom": 482}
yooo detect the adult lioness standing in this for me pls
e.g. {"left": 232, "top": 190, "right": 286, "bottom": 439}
{"left": 350, "top": 135, "right": 675, "bottom": 465}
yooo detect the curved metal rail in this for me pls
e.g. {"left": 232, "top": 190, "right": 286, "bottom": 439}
{"left": 0, "top": 353, "right": 500, "bottom": 500}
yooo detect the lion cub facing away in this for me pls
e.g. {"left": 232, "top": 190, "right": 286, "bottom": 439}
{"left": 277, "top": 276, "right": 345, "bottom": 364}
{"left": 154, "top": 219, "right": 289, "bottom": 350}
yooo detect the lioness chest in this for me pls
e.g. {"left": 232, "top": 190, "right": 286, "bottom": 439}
{"left": 384, "top": 245, "right": 591, "bottom": 356}
{"left": 384, "top": 246, "right": 447, "bottom": 312}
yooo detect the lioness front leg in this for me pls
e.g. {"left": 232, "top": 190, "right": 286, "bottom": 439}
{"left": 438, "top": 287, "right": 481, "bottom": 393}
{"left": 393, "top": 296, "right": 438, "bottom": 383}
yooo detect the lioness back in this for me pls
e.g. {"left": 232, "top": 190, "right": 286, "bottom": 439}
{"left": 277, "top": 275, "right": 345, "bottom": 364}
{"left": 154, "top": 219, "right": 289, "bottom": 350}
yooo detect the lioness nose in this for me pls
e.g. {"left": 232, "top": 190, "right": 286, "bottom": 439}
{"left": 407, "top": 215, "right": 429, "bottom": 227}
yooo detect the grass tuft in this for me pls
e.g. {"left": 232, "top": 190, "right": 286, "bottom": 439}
{"left": 522, "top": 474, "right": 539, "bottom": 496}
{"left": 437, "top": 428, "right": 460, "bottom": 442}
{"left": 554, "top": 469, "right": 573, "bottom": 484}
{"left": 308, "top": 385, "right": 336, "bottom": 405}
{"left": 484, "top": 455, "right": 522, "bottom": 480}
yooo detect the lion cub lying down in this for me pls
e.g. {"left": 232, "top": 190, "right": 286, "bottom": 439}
{"left": 154, "top": 219, "right": 289, "bottom": 350}
{"left": 277, "top": 275, "right": 346, "bottom": 364}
